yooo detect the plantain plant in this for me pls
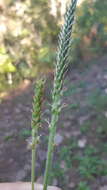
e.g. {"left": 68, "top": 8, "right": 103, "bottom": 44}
{"left": 31, "top": 0, "right": 78, "bottom": 190}
{"left": 31, "top": 78, "right": 45, "bottom": 190}
{"left": 43, "top": 0, "right": 78, "bottom": 189}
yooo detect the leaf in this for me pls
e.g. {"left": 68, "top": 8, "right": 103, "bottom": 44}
{"left": 0, "top": 54, "right": 16, "bottom": 73}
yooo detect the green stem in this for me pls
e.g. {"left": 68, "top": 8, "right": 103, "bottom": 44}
{"left": 43, "top": 116, "right": 57, "bottom": 190}
{"left": 43, "top": 1, "right": 78, "bottom": 189}
{"left": 31, "top": 78, "right": 45, "bottom": 190}
{"left": 31, "top": 129, "right": 36, "bottom": 190}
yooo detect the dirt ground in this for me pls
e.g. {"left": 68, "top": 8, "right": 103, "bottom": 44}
{"left": 0, "top": 56, "right": 107, "bottom": 190}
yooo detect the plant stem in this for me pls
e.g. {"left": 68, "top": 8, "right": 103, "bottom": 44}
{"left": 43, "top": 1, "right": 78, "bottom": 189}
{"left": 31, "top": 149, "right": 35, "bottom": 190}
{"left": 31, "top": 129, "right": 36, "bottom": 190}
{"left": 31, "top": 79, "right": 45, "bottom": 190}
{"left": 43, "top": 115, "right": 57, "bottom": 190}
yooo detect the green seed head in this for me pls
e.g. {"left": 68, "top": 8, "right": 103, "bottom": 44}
{"left": 53, "top": 0, "right": 78, "bottom": 102}
{"left": 31, "top": 78, "right": 45, "bottom": 129}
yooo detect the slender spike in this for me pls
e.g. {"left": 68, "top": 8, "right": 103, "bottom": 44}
{"left": 43, "top": 1, "right": 78, "bottom": 190}
{"left": 31, "top": 78, "right": 45, "bottom": 190}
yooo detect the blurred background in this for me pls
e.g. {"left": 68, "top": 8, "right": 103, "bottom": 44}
{"left": 0, "top": 0, "right": 107, "bottom": 189}
{"left": 0, "top": 0, "right": 107, "bottom": 94}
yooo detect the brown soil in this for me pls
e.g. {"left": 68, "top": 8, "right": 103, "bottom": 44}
{"left": 0, "top": 56, "right": 107, "bottom": 190}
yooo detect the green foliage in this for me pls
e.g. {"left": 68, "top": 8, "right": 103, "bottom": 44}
{"left": 87, "top": 90, "right": 107, "bottom": 111}
{"left": 96, "top": 115, "right": 107, "bottom": 137}
{"left": 19, "top": 129, "right": 31, "bottom": 138}
{"left": 38, "top": 46, "right": 55, "bottom": 68}
{"left": 0, "top": 0, "right": 58, "bottom": 92}
{"left": 68, "top": 102, "right": 79, "bottom": 110}
{"left": 0, "top": 47, "right": 16, "bottom": 73}
{"left": 4, "top": 134, "right": 14, "bottom": 141}
{"left": 77, "top": 145, "right": 107, "bottom": 179}
{"left": 71, "top": 0, "right": 107, "bottom": 63}
{"left": 77, "top": 182, "right": 90, "bottom": 190}
{"left": 50, "top": 139, "right": 78, "bottom": 187}
{"left": 64, "top": 84, "right": 78, "bottom": 96}
{"left": 80, "top": 121, "right": 90, "bottom": 134}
